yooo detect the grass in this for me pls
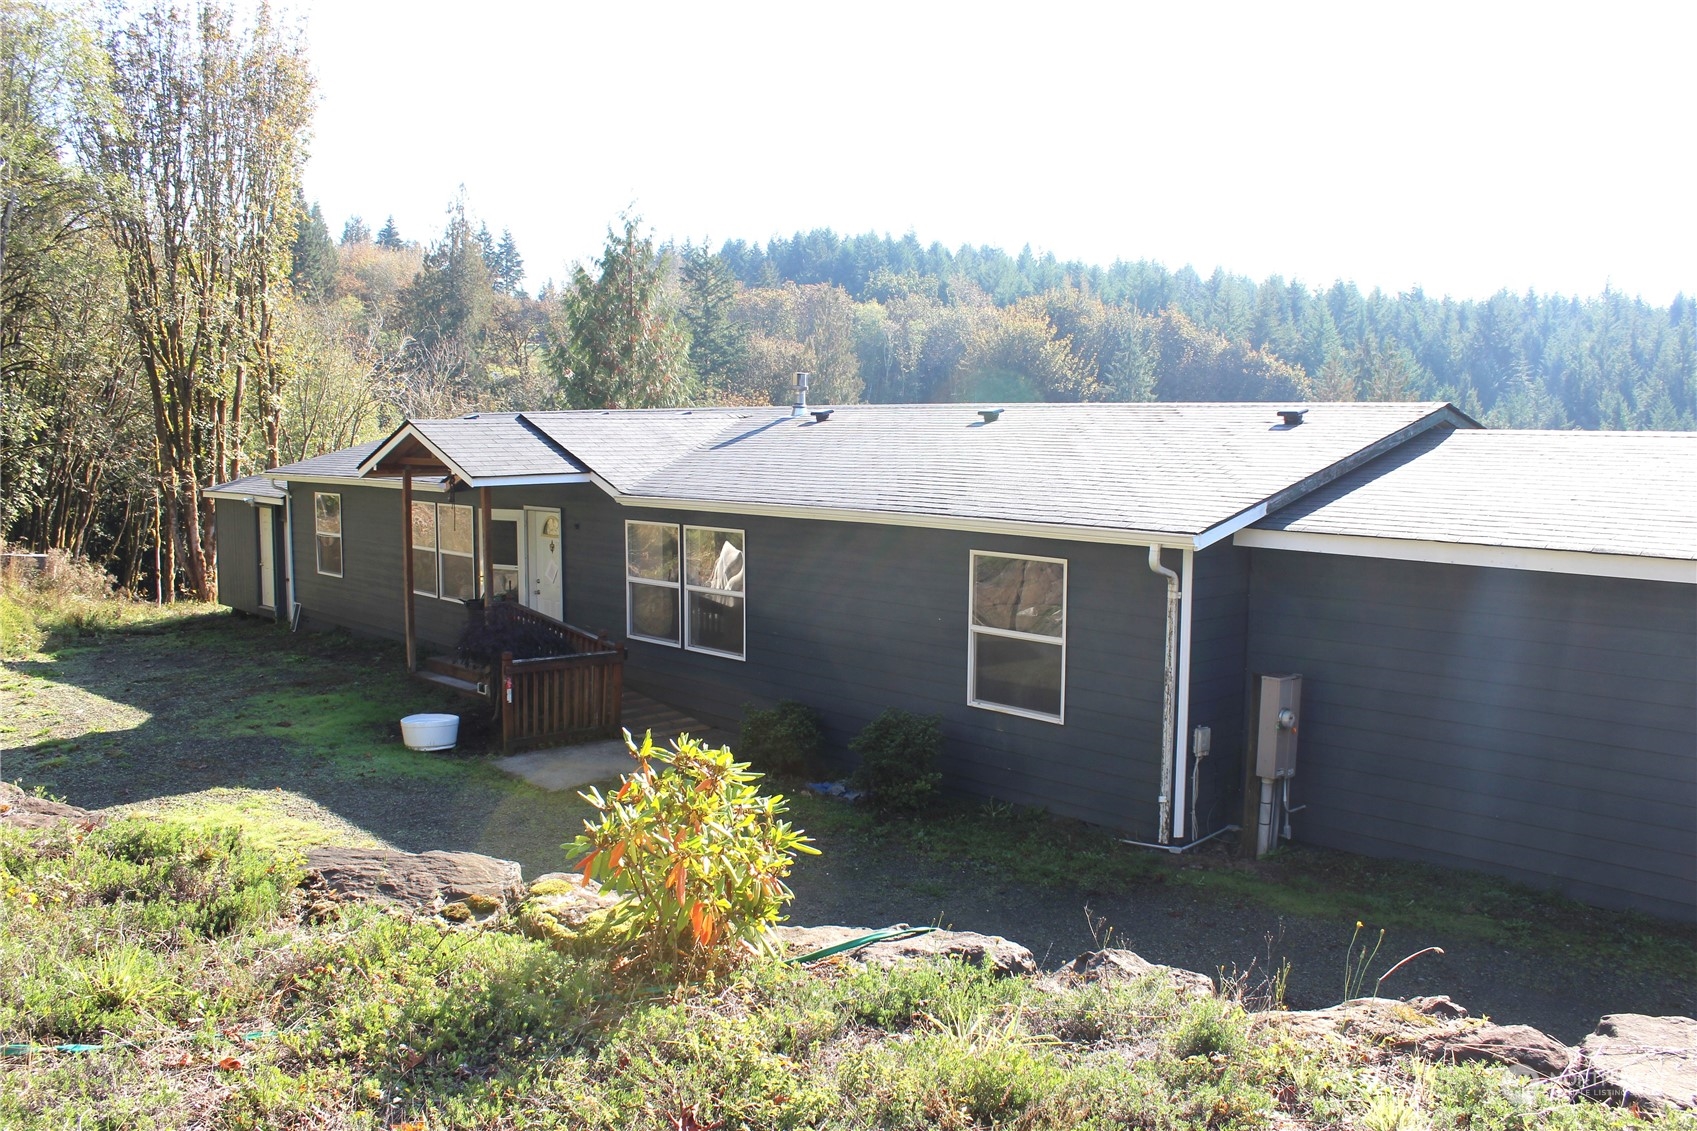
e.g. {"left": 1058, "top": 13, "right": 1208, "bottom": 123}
{"left": 3, "top": 817, "right": 1687, "bottom": 1129}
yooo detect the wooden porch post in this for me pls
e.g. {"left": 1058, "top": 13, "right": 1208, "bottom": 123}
{"left": 479, "top": 486, "right": 494, "bottom": 603}
{"left": 402, "top": 468, "right": 416, "bottom": 672}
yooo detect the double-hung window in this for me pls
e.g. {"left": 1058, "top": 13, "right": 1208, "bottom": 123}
{"left": 625, "top": 521, "right": 746, "bottom": 659}
{"left": 626, "top": 520, "right": 681, "bottom": 644}
{"left": 411, "top": 501, "right": 477, "bottom": 600}
{"left": 314, "top": 493, "right": 342, "bottom": 577}
{"left": 683, "top": 526, "right": 745, "bottom": 659}
{"left": 969, "top": 551, "right": 1066, "bottom": 723}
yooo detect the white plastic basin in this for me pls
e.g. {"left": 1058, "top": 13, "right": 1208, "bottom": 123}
{"left": 400, "top": 713, "right": 460, "bottom": 751}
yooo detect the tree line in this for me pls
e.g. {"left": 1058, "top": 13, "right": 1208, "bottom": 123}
{"left": 4, "top": 2, "right": 1691, "bottom": 599}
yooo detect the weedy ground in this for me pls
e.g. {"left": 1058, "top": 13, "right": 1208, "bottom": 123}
{"left": 4, "top": 815, "right": 1691, "bottom": 1131}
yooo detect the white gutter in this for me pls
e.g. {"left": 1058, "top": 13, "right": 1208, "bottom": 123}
{"left": 1146, "top": 545, "right": 1181, "bottom": 844}
{"left": 1234, "top": 528, "right": 1696, "bottom": 585}
{"left": 449, "top": 473, "right": 592, "bottom": 488}
{"left": 204, "top": 490, "right": 284, "bottom": 505}
{"left": 1193, "top": 502, "right": 1268, "bottom": 550}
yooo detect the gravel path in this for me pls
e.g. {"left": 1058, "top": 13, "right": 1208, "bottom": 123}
{"left": 4, "top": 614, "right": 1691, "bottom": 1045}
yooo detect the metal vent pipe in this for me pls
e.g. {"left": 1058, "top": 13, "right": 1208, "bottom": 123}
{"left": 791, "top": 372, "right": 810, "bottom": 417}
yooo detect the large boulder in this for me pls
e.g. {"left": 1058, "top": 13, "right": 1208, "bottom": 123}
{"left": 518, "top": 873, "right": 624, "bottom": 946}
{"left": 1418, "top": 1023, "right": 1574, "bottom": 1078}
{"left": 1062, "top": 948, "right": 1216, "bottom": 999}
{"left": 0, "top": 782, "right": 105, "bottom": 830}
{"left": 1580, "top": 1014, "right": 1697, "bottom": 1112}
{"left": 773, "top": 925, "right": 1037, "bottom": 976}
{"left": 304, "top": 846, "right": 525, "bottom": 922}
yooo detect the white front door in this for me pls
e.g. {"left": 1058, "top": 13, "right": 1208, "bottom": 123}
{"left": 525, "top": 508, "right": 563, "bottom": 620}
{"left": 257, "top": 507, "right": 276, "bottom": 611}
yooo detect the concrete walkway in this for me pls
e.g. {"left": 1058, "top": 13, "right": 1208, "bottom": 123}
{"left": 491, "top": 690, "right": 735, "bottom": 793}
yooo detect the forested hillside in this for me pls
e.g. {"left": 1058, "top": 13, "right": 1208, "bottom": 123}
{"left": 3, "top": 2, "right": 1690, "bottom": 596}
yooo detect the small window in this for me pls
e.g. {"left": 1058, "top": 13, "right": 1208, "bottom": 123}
{"left": 626, "top": 520, "right": 680, "bottom": 645}
{"left": 314, "top": 493, "right": 343, "bottom": 577}
{"left": 438, "top": 504, "right": 476, "bottom": 600}
{"left": 410, "top": 501, "right": 437, "bottom": 597}
{"left": 969, "top": 551, "right": 1065, "bottom": 723}
{"left": 684, "top": 526, "right": 745, "bottom": 659}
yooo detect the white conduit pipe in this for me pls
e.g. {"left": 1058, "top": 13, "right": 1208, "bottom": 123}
{"left": 1147, "top": 545, "right": 1180, "bottom": 844}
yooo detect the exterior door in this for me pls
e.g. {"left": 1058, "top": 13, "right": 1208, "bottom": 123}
{"left": 525, "top": 508, "right": 563, "bottom": 620}
{"left": 257, "top": 507, "right": 276, "bottom": 612}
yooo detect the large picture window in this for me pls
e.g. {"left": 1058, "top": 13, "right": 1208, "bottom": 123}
{"left": 412, "top": 501, "right": 478, "bottom": 601}
{"left": 314, "top": 493, "right": 342, "bottom": 577}
{"left": 969, "top": 551, "right": 1065, "bottom": 723}
{"left": 684, "top": 526, "right": 745, "bottom": 659}
{"left": 626, "top": 520, "right": 680, "bottom": 645}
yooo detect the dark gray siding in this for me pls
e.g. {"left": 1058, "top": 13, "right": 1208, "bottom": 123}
{"left": 560, "top": 488, "right": 1174, "bottom": 837}
{"left": 288, "top": 482, "right": 479, "bottom": 650}
{"left": 1186, "top": 542, "right": 1251, "bottom": 838}
{"left": 1246, "top": 549, "right": 1697, "bottom": 921}
{"left": 214, "top": 499, "right": 278, "bottom": 617}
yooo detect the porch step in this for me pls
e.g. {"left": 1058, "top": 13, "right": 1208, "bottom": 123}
{"left": 423, "top": 655, "right": 488, "bottom": 683}
{"left": 414, "top": 669, "right": 487, "bottom": 699}
{"left": 620, "top": 691, "right": 736, "bottom": 749}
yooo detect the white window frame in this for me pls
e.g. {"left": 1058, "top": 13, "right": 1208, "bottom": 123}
{"left": 411, "top": 500, "right": 439, "bottom": 598}
{"left": 683, "top": 524, "right": 746, "bottom": 662}
{"left": 967, "top": 549, "right": 1067, "bottom": 725}
{"left": 625, "top": 519, "right": 682, "bottom": 647}
{"left": 313, "top": 492, "right": 343, "bottom": 578}
{"left": 436, "top": 502, "right": 477, "bottom": 602}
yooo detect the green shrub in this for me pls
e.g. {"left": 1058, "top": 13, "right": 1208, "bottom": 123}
{"left": 568, "top": 730, "right": 819, "bottom": 978}
{"left": 738, "top": 700, "right": 823, "bottom": 775}
{"left": 849, "top": 709, "right": 943, "bottom": 814}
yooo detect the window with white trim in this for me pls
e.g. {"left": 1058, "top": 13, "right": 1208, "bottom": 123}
{"left": 411, "top": 501, "right": 478, "bottom": 600}
{"left": 626, "top": 520, "right": 680, "bottom": 644}
{"left": 683, "top": 526, "right": 745, "bottom": 659}
{"left": 314, "top": 493, "right": 342, "bottom": 577}
{"left": 969, "top": 551, "right": 1065, "bottom": 722}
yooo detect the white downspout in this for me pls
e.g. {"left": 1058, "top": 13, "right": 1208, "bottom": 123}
{"left": 280, "top": 484, "right": 298, "bottom": 627}
{"left": 1147, "top": 544, "right": 1180, "bottom": 844}
{"left": 1172, "top": 547, "right": 1194, "bottom": 842}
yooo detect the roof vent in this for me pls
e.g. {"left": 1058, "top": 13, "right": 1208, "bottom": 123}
{"left": 978, "top": 408, "right": 1003, "bottom": 424}
{"left": 790, "top": 372, "right": 810, "bottom": 418}
{"left": 811, "top": 409, "right": 833, "bottom": 423}
{"left": 1277, "top": 409, "right": 1306, "bottom": 427}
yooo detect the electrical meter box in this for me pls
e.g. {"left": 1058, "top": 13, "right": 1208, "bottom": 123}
{"left": 1254, "top": 673, "right": 1301, "bottom": 779}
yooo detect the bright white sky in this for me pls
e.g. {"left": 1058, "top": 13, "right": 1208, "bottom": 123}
{"left": 292, "top": 0, "right": 1694, "bottom": 303}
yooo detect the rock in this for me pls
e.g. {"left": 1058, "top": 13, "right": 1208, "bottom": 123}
{"left": 1410, "top": 995, "right": 1469, "bottom": 1020}
{"left": 773, "top": 925, "right": 1037, "bottom": 976}
{"left": 0, "top": 782, "right": 105, "bottom": 830}
{"left": 1418, "top": 1023, "right": 1574, "bottom": 1078}
{"left": 518, "top": 875, "right": 624, "bottom": 947}
{"left": 1580, "top": 1014, "right": 1697, "bottom": 1112}
{"left": 1064, "top": 949, "right": 1216, "bottom": 999}
{"left": 1259, "top": 998, "right": 1467, "bottom": 1063}
{"left": 304, "top": 846, "right": 525, "bottom": 921}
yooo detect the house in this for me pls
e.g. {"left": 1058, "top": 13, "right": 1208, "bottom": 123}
{"left": 207, "top": 401, "right": 1697, "bottom": 921}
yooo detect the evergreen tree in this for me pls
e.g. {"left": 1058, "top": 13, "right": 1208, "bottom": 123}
{"left": 493, "top": 228, "right": 525, "bottom": 296}
{"left": 376, "top": 215, "right": 404, "bottom": 249}
{"left": 340, "top": 215, "right": 370, "bottom": 245}
{"left": 396, "top": 196, "right": 494, "bottom": 385}
{"left": 549, "top": 213, "right": 693, "bottom": 409}
{"left": 680, "top": 244, "right": 747, "bottom": 386}
{"left": 289, "top": 199, "right": 337, "bottom": 298}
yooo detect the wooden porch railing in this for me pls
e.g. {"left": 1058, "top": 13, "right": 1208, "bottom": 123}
{"left": 498, "top": 648, "right": 626, "bottom": 752}
{"left": 481, "top": 599, "right": 613, "bottom": 657}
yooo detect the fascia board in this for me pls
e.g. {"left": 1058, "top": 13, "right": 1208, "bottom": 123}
{"left": 269, "top": 474, "right": 450, "bottom": 494}
{"left": 358, "top": 425, "right": 473, "bottom": 484}
{"left": 204, "top": 490, "right": 284, "bottom": 505}
{"left": 1234, "top": 528, "right": 1697, "bottom": 584}
{"left": 458, "top": 473, "right": 593, "bottom": 488}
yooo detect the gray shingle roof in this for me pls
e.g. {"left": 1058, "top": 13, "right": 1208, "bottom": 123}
{"left": 206, "top": 473, "right": 286, "bottom": 501}
{"left": 270, "top": 440, "right": 388, "bottom": 480}
{"left": 375, "top": 414, "right": 588, "bottom": 480}
{"left": 1257, "top": 428, "right": 1697, "bottom": 560}
{"left": 532, "top": 401, "right": 1468, "bottom": 539}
